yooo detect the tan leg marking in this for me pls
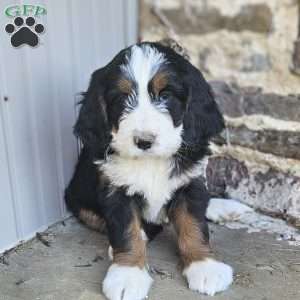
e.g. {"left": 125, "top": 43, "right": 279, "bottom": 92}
{"left": 78, "top": 209, "right": 106, "bottom": 232}
{"left": 113, "top": 213, "right": 146, "bottom": 268}
{"left": 171, "top": 204, "right": 212, "bottom": 268}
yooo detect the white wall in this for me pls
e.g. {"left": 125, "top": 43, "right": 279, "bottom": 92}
{"left": 0, "top": 0, "right": 138, "bottom": 253}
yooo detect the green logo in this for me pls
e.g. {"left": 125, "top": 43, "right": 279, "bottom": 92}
{"left": 4, "top": 4, "right": 46, "bottom": 47}
{"left": 5, "top": 4, "right": 47, "bottom": 18}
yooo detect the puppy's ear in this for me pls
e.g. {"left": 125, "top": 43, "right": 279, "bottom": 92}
{"left": 182, "top": 63, "right": 225, "bottom": 146}
{"left": 74, "top": 68, "right": 111, "bottom": 159}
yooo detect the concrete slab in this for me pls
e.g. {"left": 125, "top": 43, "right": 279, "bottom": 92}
{"left": 0, "top": 218, "right": 299, "bottom": 300}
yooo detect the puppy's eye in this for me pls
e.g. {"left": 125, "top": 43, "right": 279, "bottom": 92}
{"left": 159, "top": 90, "right": 172, "bottom": 101}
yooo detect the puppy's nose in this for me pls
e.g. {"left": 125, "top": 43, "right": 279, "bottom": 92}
{"left": 133, "top": 132, "right": 156, "bottom": 150}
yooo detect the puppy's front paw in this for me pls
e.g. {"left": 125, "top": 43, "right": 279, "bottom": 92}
{"left": 103, "top": 264, "right": 153, "bottom": 300}
{"left": 183, "top": 259, "right": 233, "bottom": 296}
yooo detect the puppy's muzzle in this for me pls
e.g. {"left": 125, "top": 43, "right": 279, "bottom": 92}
{"left": 133, "top": 131, "right": 156, "bottom": 150}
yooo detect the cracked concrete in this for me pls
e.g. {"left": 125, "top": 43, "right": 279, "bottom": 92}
{"left": 0, "top": 218, "right": 299, "bottom": 300}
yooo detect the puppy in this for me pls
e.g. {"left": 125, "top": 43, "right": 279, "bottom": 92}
{"left": 65, "top": 42, "right": 233, "bottom": 300}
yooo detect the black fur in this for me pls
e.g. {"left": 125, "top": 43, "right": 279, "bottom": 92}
{"left": 74, "top": 48, "right": 132, "bottom": 160}
{"left": 65, "top": 41, "right": 224, "bottom": 252}
{"left": 65, "top": 147, "right": 100, "bottom": 216}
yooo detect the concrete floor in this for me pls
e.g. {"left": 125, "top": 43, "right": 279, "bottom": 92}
{"left": 0, "top": 218, "right": 300, "bottom": 300}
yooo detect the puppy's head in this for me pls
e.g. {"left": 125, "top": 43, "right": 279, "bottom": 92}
{"left": 75, "top": 42, "right": 224, "bottom": 159}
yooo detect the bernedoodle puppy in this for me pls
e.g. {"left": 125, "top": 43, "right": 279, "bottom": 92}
{"left": 65, "top": 41, "right": 233, "bottom": 300}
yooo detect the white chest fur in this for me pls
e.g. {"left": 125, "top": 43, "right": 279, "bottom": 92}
{"left": 99, "top": 156, "right": 201, "bottom": 222}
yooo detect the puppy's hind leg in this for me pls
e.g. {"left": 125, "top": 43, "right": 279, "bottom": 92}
{"left": 206, "top": 198, "right": 253, "bottom": 223}
{"left": 78, "top": 208, "right": 106, "bottom": 232}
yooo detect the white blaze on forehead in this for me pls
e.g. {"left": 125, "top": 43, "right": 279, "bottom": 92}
{"left": 119, "top": 45, "right": 167, "bottom": 117}
{"left": 122, "top": 45, "right": 166, "bottom": 99}
{"left": 121, "top": 44, "right": 167, "bottom": 121}
{"left": 111, "top": 44, "right": 182, "bottom": 160}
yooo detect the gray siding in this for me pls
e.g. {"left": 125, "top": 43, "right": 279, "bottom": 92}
{"left": 0, "top": 0, "right": 137, "bottom": 252}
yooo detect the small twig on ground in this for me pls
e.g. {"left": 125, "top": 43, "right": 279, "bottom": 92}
{"left": 234, "top": 272, "right": 253, "bottom": 287}
{"left": 15, "top": 279, "right": 25, "bottom": 285}
{"left": 92, "top": 255, "right": 104, "bottom": 263}
{"left": 74, "top": 263, "right": 92, "bottom": 268}
{"left": 149, "top": 266, "right": 173, "bottom": 279}
{"left": 36, "top": 232, "right": 51, "bottom": 247}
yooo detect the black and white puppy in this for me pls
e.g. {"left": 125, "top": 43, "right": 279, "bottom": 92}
{"left": 65, "top": 42, "right": 233, "bottom": 300}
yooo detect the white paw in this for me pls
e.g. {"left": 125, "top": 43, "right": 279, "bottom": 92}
{"left": 206, "top": 198, "right": 253, "bottom": 223}
{"left": 183, "top": 259, "right": 233, "bottom": 296}
{"left": 103, "top": 264, "right": 153, "bottom": 300}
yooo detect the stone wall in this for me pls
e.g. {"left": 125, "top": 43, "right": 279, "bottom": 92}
{"left": 141, "top": 0, "right": 300, "bottom": 94}
{"left": 209, "top": 82, "right": 300, "bottom": 226}
{"left": 140, "top": 0, "right": 300, "bottom": 224}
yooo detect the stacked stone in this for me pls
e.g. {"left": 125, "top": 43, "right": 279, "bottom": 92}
{"left": 141, "top": 0, "right": 300, "bottom": 224}
{"left": 141, "top": 0, "right": 300, "bottom": 94}
{"left": 207, "top": 81, "right": 300, "bottom": 226}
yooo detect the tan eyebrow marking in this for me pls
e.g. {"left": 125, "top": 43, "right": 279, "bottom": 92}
{"left": 117, "top": 78, "right": 133, "bottom": 94}
{"left": 151, "top": 71, "right": 168, "bottom": 95}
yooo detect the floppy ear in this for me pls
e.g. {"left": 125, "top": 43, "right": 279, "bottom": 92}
{"left": 74, "top": 68, "right": 111, "bottom": 160}
{"left": 182, "top": 63, "right": 225, "bottom": 147}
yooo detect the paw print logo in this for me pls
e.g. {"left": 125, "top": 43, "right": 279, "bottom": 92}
{"left": 5, "top": 17, "right": 45, "bottom": 47}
